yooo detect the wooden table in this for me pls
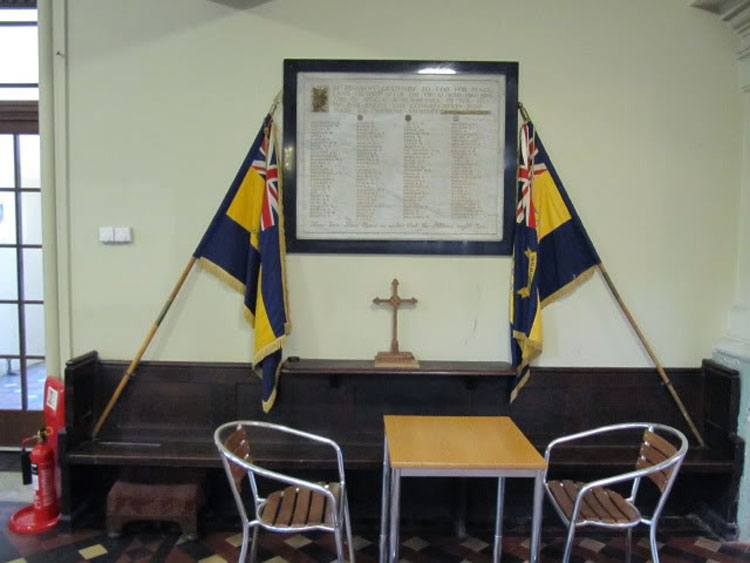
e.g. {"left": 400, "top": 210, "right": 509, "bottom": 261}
{"left": 379, "top": 415, "right": 547, "bottom": 563}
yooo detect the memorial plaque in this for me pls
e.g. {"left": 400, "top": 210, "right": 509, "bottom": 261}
{"left": 283, "top": 59, "right": 518, "bottom": 255}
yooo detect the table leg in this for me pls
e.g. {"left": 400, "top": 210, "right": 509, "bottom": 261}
{"left": 388, "top": 468, "right": 401, "bottom": 563}
{"left": 492, "top": 477, "right": 505, "bottom": 563}
{"left": 379, "top": 436, "right": 390, "bottom": 563}
{"left": 530, "top": 472, "right": 544, "bottom": 563}
{"left": 456, "top": 478, "right": 468, "bottom": 538}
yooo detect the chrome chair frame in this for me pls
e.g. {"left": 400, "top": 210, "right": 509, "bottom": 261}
{"left": 543, "top": 422, "right": 688, "bottom": 563}
{"left": 214, "top": 420, "right": 355, "bottom": 563}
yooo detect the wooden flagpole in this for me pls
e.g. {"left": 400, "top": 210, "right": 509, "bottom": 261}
{"left": 92, "top": 92, "right": 284, "bottom": 439}
{"left": 597, "top": 264, "right": 705, "bottom": 446}
{"left": 517, "top": 102, "right": 706, "bottom": 447}
{"left": 92, "top": 256, "right": 197, "bottom": 438}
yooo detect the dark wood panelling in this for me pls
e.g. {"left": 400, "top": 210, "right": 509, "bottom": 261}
{"left": 510, "top": 366, "right": 708, "bottom": 446}
{"left": 59, "top": 353, "right": 742, "bottom": 535}
{"left": 282, "top": 358, "right": 513, "bottom": 376}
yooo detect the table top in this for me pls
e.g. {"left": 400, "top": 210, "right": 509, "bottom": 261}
{"left": 384, "top": 415, "right": 547, "bottom": 470}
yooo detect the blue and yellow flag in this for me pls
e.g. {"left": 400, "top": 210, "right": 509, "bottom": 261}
{"left": 193, "top": 114, "right": 290, "bottom": 412}
{"left": 510, "top": 120, "right": 600, "bottom": 401}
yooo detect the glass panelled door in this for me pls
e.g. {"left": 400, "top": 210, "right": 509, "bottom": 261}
{"left": 0, "top": 6, "right": 46, "bottom": 446}
{"left": 0, "top": 131, "right": 44, "bottom": 411}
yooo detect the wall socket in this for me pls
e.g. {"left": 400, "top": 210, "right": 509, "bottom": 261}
{"left": 114, "top": 227, "right": 132, "bottom": 243}
{"left": 99, "top": 227, "right": 114, "bottom": 243}
{"left": 99, "top": 226, "right": 132, "bottom": 244}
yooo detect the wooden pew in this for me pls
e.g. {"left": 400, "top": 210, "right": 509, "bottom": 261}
{"left": 59, "top": 352, "right": 742, "bottom": 537}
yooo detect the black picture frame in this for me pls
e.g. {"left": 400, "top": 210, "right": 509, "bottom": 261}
{"left": 282, "top": 59, "right": 518, "bottom": 255}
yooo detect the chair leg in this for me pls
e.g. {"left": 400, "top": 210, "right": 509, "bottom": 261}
{"left": 249, "top": 526, "right": 259, "bottom": 563}
{"left": 650, "top": 523, "right": 661, "bottom": 563}
{"left": 344, "top": 493, "right": 355, "bottom": 563}
{"left": 334, "top": 525, "right": 345, "bottom": 563}
{"left": 238, "top": 523, "right": 250, "bottom": 563}
{"left": 625, "top": 527, "right": 632, "bottom": 563}
{"left": 562, "top": 523, "right": 576, "bottom": 563}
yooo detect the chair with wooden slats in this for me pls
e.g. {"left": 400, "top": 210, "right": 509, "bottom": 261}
{"left": 543, "top": 423, "right": 687, "bottom": 563}
{"left": 214, "top": 421, "right": 355, "bottom": 563}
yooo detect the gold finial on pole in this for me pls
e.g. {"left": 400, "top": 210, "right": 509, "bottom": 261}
{"left": 268, "top": 89, "right": 282, "bottom": 117}
{"left": 518, "top": 102, "right": 531, "bottom": 123}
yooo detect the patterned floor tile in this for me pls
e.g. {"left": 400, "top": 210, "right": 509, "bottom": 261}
{"left": 695, "top": 537, "right": 723, "bottom": 552}
{"left": 77, "top": 544, "right": 107, "bottom": 560}
{"left": 223, "top": 533, "right": 243, "bottom": 548}
{"left": 350, "top": 535, "right": 371, "bottom": 550}
{"left": 402, "top": 536, "right": 429, "bottom": 551}
{"left": 460, "top": 536, "right": 489, "bottom": 552}
{"left": 2, "top": 497, "right": 750, "bottom": 563}
{"left": 579, "top": 538, "right": 606, "bottom": 553}
{"left": 123, "top": 546, "right": 152, "bottom": 560}
{"left": 638, "top": 536, "right": 664, "bottom": 550}
{"left": 718, "top": 543, "right": 750, "bottom": 560}
{"left": 283, "top": 534, "right": 312, "bottom": 549}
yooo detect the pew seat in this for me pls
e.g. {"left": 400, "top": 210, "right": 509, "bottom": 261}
{"left": 60, "top": 352, "right": 742, "bottom": 537}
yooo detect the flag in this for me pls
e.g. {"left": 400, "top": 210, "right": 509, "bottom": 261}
{"left": 193, "top": 114, "right": 290, "bottom": 412}
{"left": 510, "top": 120, "right": 600, "bottom": 401}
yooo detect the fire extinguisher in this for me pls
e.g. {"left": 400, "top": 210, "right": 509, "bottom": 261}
{"left": 8, "top": 428, "right": 61, "bottom": 534}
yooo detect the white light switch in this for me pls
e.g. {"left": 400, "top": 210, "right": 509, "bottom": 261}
{"left": 114, "top": 227, "right": 132, "bottom": 243}
{"left": 99, "top": 227, "right": 115, "bottom": 243}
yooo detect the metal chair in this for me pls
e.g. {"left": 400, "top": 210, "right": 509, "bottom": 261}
{"left": 214, "top": 421, "right": 355, "bottom": 563}
{"left": 543, "top": 423, "right": 688, "bottom": 563}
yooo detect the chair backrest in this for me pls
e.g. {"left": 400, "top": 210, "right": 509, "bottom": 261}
{"left": 223, "top": 425, "right": 253, "bottom": 489}
{"left": 214, "top": 420, "right": 344, "bottom": 523}
{"left": 629, "top": 423, "right": 688, "bottom": 521}
{"left": 636, "top": 428, "right": 681, "bottom": 491}
{"left": 214, "top": 421, "right": 270, "bottom": 522}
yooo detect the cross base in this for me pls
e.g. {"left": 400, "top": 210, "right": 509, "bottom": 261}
{"left": 374, "top": 351, "right": 420, "bottom": 369}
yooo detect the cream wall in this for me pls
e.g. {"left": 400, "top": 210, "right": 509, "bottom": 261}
{"left": 52, "top": 0, "right": 741, "bottom": 371}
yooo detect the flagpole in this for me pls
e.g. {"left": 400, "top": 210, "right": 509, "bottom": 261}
{"left": 92, "top": 94, "right": 285, "bottom": 438}
{"left": 92, "top": 256, "right": 198, "bottom": 438}
{"left": 597, "top": 264, "right": 706, "bottom": 446}
{"left": 518, "top": 102, "right": 531, "bottom": 123}
{"left": 517, "top": 102, "right": 706, "bottom": 447}
{"left": 269, "top": 88, "right": 282, "bottom": 117}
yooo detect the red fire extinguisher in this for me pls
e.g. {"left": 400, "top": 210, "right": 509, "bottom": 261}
{"left": 8, "top": 428, "right": 61, "bottom": 534}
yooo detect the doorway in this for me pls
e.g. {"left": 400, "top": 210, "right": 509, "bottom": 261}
{"left": 0, "top": 4, "right": 45, "bottom": 447}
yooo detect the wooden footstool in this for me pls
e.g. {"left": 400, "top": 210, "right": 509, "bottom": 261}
{"left": 106, "top": 468, "right": 204, "bottom": 540}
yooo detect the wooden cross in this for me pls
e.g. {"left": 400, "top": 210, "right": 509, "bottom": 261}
{"left": 372, "top": 278, "right": 419, "bottom": 368}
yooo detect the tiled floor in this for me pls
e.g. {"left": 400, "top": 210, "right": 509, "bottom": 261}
{"left": 2, "top": 453, "right": 749, "bottom": 562}
{"left": 1, "top": 501, "right": 750, "bottom": 563}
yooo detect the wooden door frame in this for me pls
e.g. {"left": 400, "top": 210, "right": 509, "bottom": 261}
{"left": 0, "top": 100, "right": 44, "bottom": 447}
